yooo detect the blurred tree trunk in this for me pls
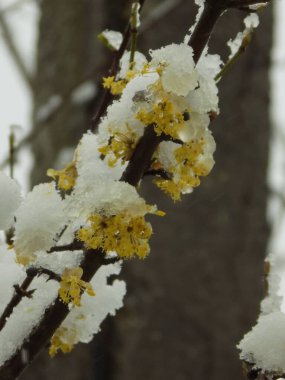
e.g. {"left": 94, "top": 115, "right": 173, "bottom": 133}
{"left": 26, "top": 1, "right": 272, "bottom": 380}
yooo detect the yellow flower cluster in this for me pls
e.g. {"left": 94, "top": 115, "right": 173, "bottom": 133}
{"left": 98, "top": 129, "right": 137, "bottom": 167}
{"left": 77, "top": 213, "right": 152, "bottom": 259}
{"left": 155, "top": 139, "right": 210, "bottom": 201}
{"left": 47, "top": 162, "right": 77, "bottom": 192}
{"left": 49, "top": 327, "right": 74, "bottom": 357}
{"left": 59, "top": 267, "right": 95, "bottom": 307}
{"left": 136, "top": 97, "right": 186, "bottom": 138}
{"left": 103, "top": 71, "right": 135, "bottom": 96}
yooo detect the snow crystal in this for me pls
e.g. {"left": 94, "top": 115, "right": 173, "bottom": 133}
{"left": 0, "top": 172, "right": 22, "bottom": 230}
{"left": 238, "top": 311, "right": 285, "bottom": 373}
{"left": 59, "top": 262, "right": 126, "bottom": 345}
{"left": 71, "top": 81, "right": 97, "bottom": 105}
{"left": 100, "top": 29, "right": 123, "bottom": 51}
{"left": 14, "top": 183, "right": 67, "bottom": 264}
{"left": 150, "top": 44, "right": 198, "bottom": 96}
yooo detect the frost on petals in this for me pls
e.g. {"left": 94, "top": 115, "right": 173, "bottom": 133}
{"left": 0, "top": 172, "right": 22, "bottom": 231}
{"left": 14, "top": 183, "right": 67, "bottom": 265}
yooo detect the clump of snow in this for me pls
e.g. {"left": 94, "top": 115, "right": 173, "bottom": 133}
{"left": 0, "top": 275, "right": 59, "bottom": 366}
{"left": 0, "top": 172, "right": 22, "bottom": 230}
{"left": 244, "top": 13, "right": 259, "bottom": 29}
{"left": 150, "top": 44, "right": 198, "bottom": 96}
{"left": 58, "top": 262, "right": 126, "bottom": 346}
{"left": 14, "top": 183, "right": 67, "bottom": 264}
{"left": 100, "top": 30, "right": 123, "bottom": 51}
{"left": 238, "top": 311, "right": 285, "bottom": 373}
{"left": 34, "top": 250, "right": 84, "bottom": 276}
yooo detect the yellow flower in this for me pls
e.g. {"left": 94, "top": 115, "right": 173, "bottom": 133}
{"left": 98, "top": 129, "right": 137, "bottom": 167}
{"left": 49, "top": 327, "right": 74, "bottom": 358}
{"left": 136, "top": 97, "right": 185, "bottom": 138}
{"left": 59, "top": 267, "right": 95, "bottom": 307}
{"left": 154, "top": 139, "right": 210, "bottom": 201}
{"left": 77, "top": 213, "right": 152, "bottom": 259}
{"left": 103, "top": 76, "right": 127, "bottom": 95}
{"left": 47, "top": 161, "right": 77, "bottom": 191}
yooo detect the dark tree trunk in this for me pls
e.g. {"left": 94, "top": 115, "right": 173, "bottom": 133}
{"left": 26, "top": 1, "right": 272, "bottom": 380}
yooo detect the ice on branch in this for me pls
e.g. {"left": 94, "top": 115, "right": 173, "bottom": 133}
{"left": 49, "top": 262, "right": 126, "bottom": 356}
{"left": 0, "top": 172, "right": 22, "bottom": 230}
{"left": 14, "top": 183, "right": 67, "bottom": 265}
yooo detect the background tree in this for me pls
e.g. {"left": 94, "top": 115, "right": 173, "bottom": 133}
{"left": 2, "top": 0, "right": 272, "bottom": 379}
